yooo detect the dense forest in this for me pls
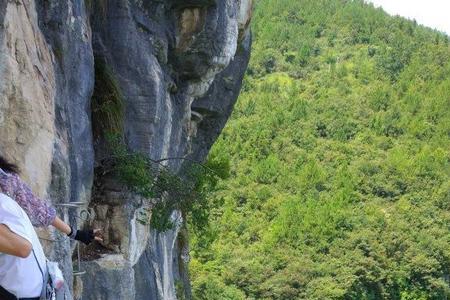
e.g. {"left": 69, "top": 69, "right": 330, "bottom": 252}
{"left": 188, "top": 0, "right": 450, "bottom": 299}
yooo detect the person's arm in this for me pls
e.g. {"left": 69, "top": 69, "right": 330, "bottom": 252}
{"left": 9, "top": 173, "right": 56, "bottom": 227}
{"left": 8, "top": 174, "right": 103, "bottom": 244}
{"left": 0, "top": 224, "right": 32, "bottom": 258}
{"left": 53, "top": 216, "right": 103, "bottom": 244}
{"left": 52, "top": 216, "right": 71, "bottom": 235}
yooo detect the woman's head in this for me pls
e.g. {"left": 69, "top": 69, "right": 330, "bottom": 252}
{"left": 0, "top": 155, "right": 19, "bottom": 174}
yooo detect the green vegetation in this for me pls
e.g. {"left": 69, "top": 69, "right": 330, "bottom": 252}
{"left": 106, "top": 134, "right": 227, "bottom": 232}
{"left": 91, "top": 59, "right": 125, "bottom": 138}
{"left": 190, "top": 0, "right": 450, "bottom": 299}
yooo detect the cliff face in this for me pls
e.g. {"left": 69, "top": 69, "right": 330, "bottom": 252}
{"left": 0, "top": 0, "right": 252, "bottom": 299}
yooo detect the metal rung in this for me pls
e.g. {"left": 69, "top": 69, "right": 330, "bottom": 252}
{"left": 55, "top": 202, "right": 89, "bottom": 208}
{"left": 191, "top": 110, "right": 203, "bottom": 121}
{"left": 73, "top": 242, "right": 86, "bottom": 277}
{"left": 72, "top": 270, "right": 86, "bottom": 276}
{"left": 38, "top": 235, "right": 59, "bottom": 243}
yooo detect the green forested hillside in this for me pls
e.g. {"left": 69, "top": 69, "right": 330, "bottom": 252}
{"left": 189, "top": 1, "right": 450, "bottom": 299}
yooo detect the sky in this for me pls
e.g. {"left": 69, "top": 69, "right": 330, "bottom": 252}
{"left": 367, "top": 0, "right": 450, "bottom": 35}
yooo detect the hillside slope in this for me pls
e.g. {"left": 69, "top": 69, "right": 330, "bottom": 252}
{"left": 190, "top": 0, "right": 450, "bottom": 299}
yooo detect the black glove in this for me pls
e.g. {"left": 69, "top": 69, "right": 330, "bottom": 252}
{"left": 68, "top": 227, "right": 95, "bottom": 245}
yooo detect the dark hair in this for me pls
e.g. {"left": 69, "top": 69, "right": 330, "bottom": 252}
{"left": 0, "top": 155, "right": 20, "bottom": 174}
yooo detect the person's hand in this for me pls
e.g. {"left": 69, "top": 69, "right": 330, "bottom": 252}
{"left": 68, "top": 227, "right": 103, "bottom": 245}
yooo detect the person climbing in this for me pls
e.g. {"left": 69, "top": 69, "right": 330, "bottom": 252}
{"left": 0, "top": 192, "right": 47, "bottom": 299}
{"left": 0, "top": 155, "right": 102, "bottom": 245}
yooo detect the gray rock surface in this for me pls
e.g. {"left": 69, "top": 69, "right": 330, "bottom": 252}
{"left": 81, "top": 254, "right": 136, "bottom": 299}
{"left": 134, "top": 211, "right": 184, "bottom": 300}
{"left": 0, "top": 0, "right": 252, "bottom": 298}
{"left": 36, "top": 2, "right": 95, "bottom": 295}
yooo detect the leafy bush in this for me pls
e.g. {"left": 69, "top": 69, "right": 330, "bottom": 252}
{"left": 105, "top": 135, "right": 228, "bottom": 232}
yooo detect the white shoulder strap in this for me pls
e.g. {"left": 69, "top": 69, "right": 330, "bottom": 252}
{"left": 32, "top": 249, "right": 50, "bottom": 299}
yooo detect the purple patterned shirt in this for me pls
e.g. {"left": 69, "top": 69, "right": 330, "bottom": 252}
{"left": 0, "top": 168, "right": 56, "bottom": 227}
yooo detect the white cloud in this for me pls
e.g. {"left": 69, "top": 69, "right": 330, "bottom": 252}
{"left": 367, "top": 0, "right": 450, "bottom": 35}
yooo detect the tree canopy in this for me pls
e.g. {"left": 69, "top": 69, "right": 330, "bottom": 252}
{"left": 190, "top": 0, "right": 450, "bottom": 299}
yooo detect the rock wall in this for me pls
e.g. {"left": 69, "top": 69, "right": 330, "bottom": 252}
{"left": 0, "top": 0, "right": 56, "bottom": 199}
{"left": 0, "top": 0, "right": 252, "bottom": 299}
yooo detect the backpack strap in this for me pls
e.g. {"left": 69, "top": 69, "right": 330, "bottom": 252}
{"left": 32, "top": 249, "right": 50, "bottom": 300}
